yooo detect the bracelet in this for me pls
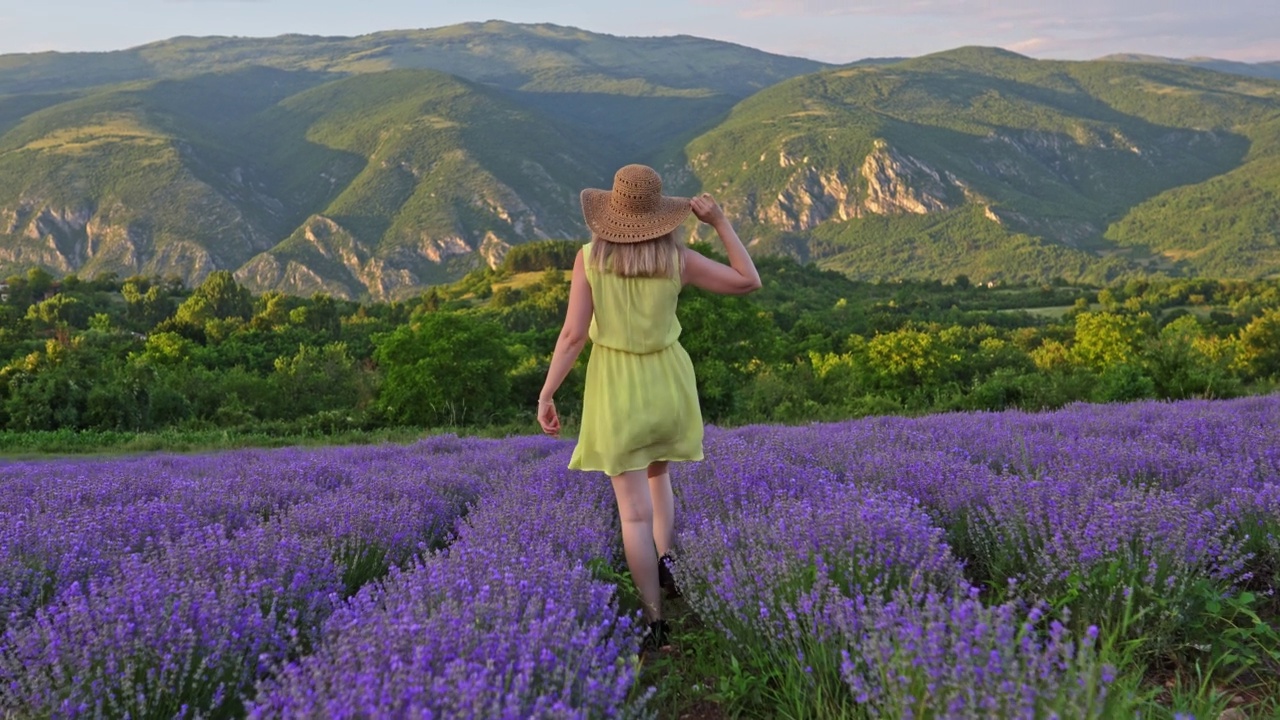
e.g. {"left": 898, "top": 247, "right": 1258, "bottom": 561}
{"left": 537, "top": 399, "right": 555, "bottom": 405}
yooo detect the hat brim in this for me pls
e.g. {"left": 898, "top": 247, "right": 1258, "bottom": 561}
{"left": 581, "top": 188, "right": 691, "bottom": 243}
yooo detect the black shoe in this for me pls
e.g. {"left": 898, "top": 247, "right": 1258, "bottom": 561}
{"left": 658, "top": 553, "right": 680, "bottom": 598}
{"left": 643, "top": 619, "right": 671, "bottom": 651}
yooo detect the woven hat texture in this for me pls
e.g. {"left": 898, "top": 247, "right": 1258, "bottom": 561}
{"left": 581, "top": 164, "right": 691, "bottom": 243}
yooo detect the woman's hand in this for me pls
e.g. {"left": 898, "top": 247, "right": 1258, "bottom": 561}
{"left": 691, "top": 192, "right": 726, "bottom": 227}
{"left": 537, "top": 399, "right": 561, "bottom": 438}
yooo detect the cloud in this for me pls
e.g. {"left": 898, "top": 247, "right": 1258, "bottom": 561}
{"left": 1006, "top": 37, "right": 1052, "bottom": 54}
{"left": 693, "top": 0, "right": 1280, "bottom": 61}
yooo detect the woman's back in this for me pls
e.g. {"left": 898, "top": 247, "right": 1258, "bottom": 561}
{"left": 582, "top": 242, "right": 682, "bottom": 356}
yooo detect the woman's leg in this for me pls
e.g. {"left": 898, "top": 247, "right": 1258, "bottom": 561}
{"left": 611, "top": 469, "right": 662, "bottom": 621}
{"left": 647, "top": 461, "right": 674, "bottom": 556}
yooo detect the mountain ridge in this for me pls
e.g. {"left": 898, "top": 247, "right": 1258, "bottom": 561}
{"left": 683, "top": 46, "right": 1280, "bottom": 283}
{"left": 1, "top": 28, "right": 1279, "bottom": 296}
{"left": 1099, "top": 53, "right": 1280, "bottom": 81}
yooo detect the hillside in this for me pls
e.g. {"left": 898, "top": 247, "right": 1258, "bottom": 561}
{"left": 237, "top": 69, "right": 609, "bottom": 298}
{"left": 682, "top": 47, "right": 1280, "bottom": 283}
{"left": 0, "top": 21, "right": 826, "bottom": 97}
{"left": 0, "top": 22, "right": 828, "bottom": 161}
{"left": 2, "top": 28, "right": 1280, "bottom": 293}
{"left": 0, "top": 68, "right": 328, "bottom": 282}
{"left": 0, "top": 67, "right": 618, "bottom": 300}
{"left": 0, "top": 23, "right": 831, "bottom": 297}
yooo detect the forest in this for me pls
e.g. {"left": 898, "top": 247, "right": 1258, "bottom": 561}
{"left": 1, "top": 239, "right": 1277, "bottom": 449}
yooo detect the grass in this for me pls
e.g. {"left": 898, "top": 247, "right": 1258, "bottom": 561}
{"left": 0, "top": 420, "right": 576, "bottom": 457}
{"left": 490, "top": 270, "right": 570, "bottom": 291}
{"left": 999, "top": 303, "right": 1096, "bottom": 319}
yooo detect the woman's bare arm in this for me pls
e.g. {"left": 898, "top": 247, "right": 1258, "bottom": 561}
{"left": 538, "top": 249, "right": 593, "bottom": 436}
{"left": 682, "top": 193, "right": 762, "bottom": 296}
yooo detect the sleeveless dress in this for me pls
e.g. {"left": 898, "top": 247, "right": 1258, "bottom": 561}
{"left": 568, "top": 243, "right": 705, "bottom": 476}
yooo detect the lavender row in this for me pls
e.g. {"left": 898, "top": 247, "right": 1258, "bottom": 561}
{"left": 248, "top": 453, "right": 649, "bottom": 719}
{"left": 718, "top": 397, "right": 1276, "bottom": 611}
{"left": 0, "top": 436, "right": 562, "bottom": 717}
{"left": 786, "top": 396, "right": 1280, "bottom": 501}
{"left": 0, "top": 436, "right": 546, "bottom": 630}
{"left": 673, "top": 437, "right": 1117, "bottom": 717}
{"left": 2, "top": 394, "right": 1277, "bottom": 717}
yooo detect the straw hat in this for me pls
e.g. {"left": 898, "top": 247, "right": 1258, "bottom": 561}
{"left": 580, "top": 164, "right": 691, "bottom": 243}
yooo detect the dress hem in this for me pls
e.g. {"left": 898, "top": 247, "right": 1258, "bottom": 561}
{"left": 568, "top": 451, "right": 705, "bottom": 477}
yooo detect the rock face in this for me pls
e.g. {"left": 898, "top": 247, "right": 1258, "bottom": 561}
{"left": 1, "top": 193, "right": 274, "bottom": 284}
{"left": 752, "top": 140, "right": 964, "bottom": 231}
{"left": 2, "top": 159, "right": 560, "bottom": 299}
{"left": 718, "top": 121, "right": 1201, "bottom": 255}
{"left": 237, "top": 206, "right": 537, "bottom": 301}
{"left": 860, "top": 141, "right": 958, "bottom": 216}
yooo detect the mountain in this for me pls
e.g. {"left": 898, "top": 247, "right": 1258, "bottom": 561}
{"left": 0, "top": 68, "right": 325, "bottom": 284}
{"left": 236, "top": 69, "right": 610, "bottom": 298}
{"left": 2, "top": 27, "right": 1280, "bottom": 294}
{"left": 0, "top": 22, "right": 828, "bottom": 162}
{"left": 0, "top": 23, "right": 827, "bottom": 299}
{"left": 0, "top": 67, "right": 613, "bottom": 299}
{"left": 1101, "top": 54, "right": 1280, "bottom": 81}
{"left": 0, "top": 21, "right": 826, "bottom": 97}
{"left": 681, "top": 47, "right": 1280, "bottom": 283}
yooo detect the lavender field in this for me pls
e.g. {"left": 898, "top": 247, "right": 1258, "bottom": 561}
{"left": 2, "top": 397, "right": 1279, "bottom": 718}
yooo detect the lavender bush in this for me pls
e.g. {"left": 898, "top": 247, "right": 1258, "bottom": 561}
{"left": 249, "top": 456, "right": 648, "bottom": 718}
{"left": 0, "top": 395, "right": 1275, "bottom": 717}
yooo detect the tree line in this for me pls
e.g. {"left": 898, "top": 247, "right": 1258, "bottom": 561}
{"left": 1, "top": 241, "right": 1277, "bottom": 437}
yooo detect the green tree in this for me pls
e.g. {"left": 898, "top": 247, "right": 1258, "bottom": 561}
{"left": 373, "top": 313, "right": 515, "bottom": 427}
{"left": 174, "top": 271, "right": 253, "bottom": 327}
{"left": 1145, "top": 314, "right": 1237, "bottom": 398}
{"left": 1068, "top": 311, "right": 1150, "bottom": 373}
{"left": 271, "top": 343, "right": 363, "bottom": 417}
{"left": 866, "top": 327, "right": 955, "bottom": 387}
{"left": 1237, "top": 307, "right": 1280, "bottom": 379}
{"left": 288, "top": 293, "right": 342, "bottom": 337}
{"left": 122, "top": 278, "right": 175, "bottom": 329}
{"left": 132, "top": 331, "right": 195, "bottom": 366}
{"left": 677, "top": 292, "right": 780, "bottom": 421}
{"left": 25, "top": 294, "right": 88, "bottom": 330}
{"left": 252, "top": 291, "right": 298, "bottom": 330}
{"left": 26, "top": 267, "right": 54, "bottom": 300}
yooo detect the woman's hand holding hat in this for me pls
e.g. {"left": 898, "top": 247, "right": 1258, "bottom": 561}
{"left": 691, "top": 192, "right": 726, "bottom": 227}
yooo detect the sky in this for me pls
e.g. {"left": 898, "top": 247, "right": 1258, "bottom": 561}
{"left": 0, "top": 0, "right": 1277, "bottom": 63}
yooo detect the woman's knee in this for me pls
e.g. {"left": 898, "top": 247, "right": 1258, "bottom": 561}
{"left": 612, "top": 471, "right": 653, "bottom": 523}
{"left": 647, "top": 461, "right": 669, "bottom": 478}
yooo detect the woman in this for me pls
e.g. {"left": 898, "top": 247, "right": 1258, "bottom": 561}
{"left": 537, "top": 164, "right": 762, "bottom": 649}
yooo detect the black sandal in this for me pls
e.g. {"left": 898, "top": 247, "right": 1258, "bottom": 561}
{"left": 644, "top": 619, "right": 671, "bottom": 651}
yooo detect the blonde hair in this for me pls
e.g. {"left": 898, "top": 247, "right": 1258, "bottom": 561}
{"left": 589, "top": 232, "right": 684, "bottom": 279}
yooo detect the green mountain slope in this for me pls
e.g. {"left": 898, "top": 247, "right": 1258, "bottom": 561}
{"left": 0, "top": 22, "right": 833, "bottom": 297}
{"left": 0, "top": 66, "right": 611, "bottom": 300}
{"left": 0, "top": 22, "right": 828, "bottom": 162}
{"left": 1103, "top": 118, "right": 1280, "bottom": 277}
{"left": 236, "top": 69, "right": 609, "bottom": 299}
{"left": 681, "top": 47, "right": 1280, "bottom": 282}
{"left": 2, "top": 30, "right": 1279, "bottom": 292}
{"left": 0, "top": 67, "right": 329, "bottom": 281}
{"left": 0, "top": 21, "right": 824, "bottom": 96}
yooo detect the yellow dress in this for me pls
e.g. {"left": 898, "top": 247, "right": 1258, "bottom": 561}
{"left": 568, "top": 243, "right": 705, "bottom": 476}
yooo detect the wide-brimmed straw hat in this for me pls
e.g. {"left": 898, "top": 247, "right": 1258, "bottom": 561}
{"left": 580, "top": 164, "right": 691, "bottom": 243}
